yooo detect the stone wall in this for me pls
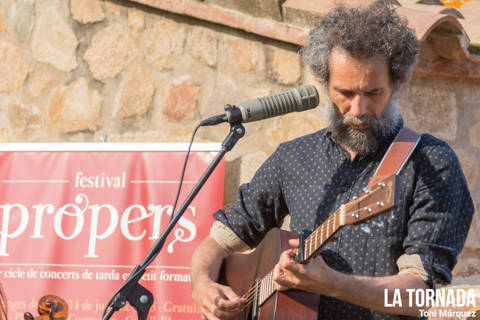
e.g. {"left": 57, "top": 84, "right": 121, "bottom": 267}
{"left": 0, "top": 0, "right": 479, "bottom": 283}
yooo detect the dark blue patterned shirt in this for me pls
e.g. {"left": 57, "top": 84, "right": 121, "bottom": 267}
{"left": 214, "top": 119, "right": 474, "bottom": 320}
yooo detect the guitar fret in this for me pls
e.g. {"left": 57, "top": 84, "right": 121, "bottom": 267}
{"left": 314, "top": 229, "right": 318, "bottom": 252}
{"left": 327, "top": 218, "right": 330, "bottom": 238}
{"left": 264, "top": 273, "right": 270, "bottom": 300}
{"left": 260, "top": 279, "right": 264, "bottom": 304}
{"left": 258, "top": 271, "right": 275, "bottom": 306}
{"left": 269, "top": 271, "right": 273, "bottom": 295}
{"left": 321, "top": 224, "right": 324, "bottom": 243}
{"left": 333, "top": 212, "right": 336, "bottom": 231}
{"left": 266, "top": 273, "right": 270, "bottom": 299}
{"left": 309, "top": 236, "right": 312, "bottom": 257}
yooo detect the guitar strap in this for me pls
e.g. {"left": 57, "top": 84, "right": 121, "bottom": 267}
{"left": 367, "top": 126, "right": 421, "bottom": 189}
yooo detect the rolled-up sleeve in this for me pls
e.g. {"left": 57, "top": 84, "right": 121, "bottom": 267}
{"left": 401, "top": 139, "right": 474, "bottom": 288}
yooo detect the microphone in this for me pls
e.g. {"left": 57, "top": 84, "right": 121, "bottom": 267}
{"left": 200, "top": 85, "right": 319, "bottom": 126}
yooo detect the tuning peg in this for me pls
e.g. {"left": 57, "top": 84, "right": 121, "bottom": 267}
{"left": 364, "top": 207, "right": 372, "bottom": 213}
{"left": 362, "top": 186, "right": 371, "bottom": 193}
{"left": 377, "top": 181, "right": 386, "bottom": 187}
{"left": 376, "top": 201, "right": 385, "bottom": 207}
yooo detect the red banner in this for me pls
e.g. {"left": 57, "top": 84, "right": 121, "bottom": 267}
{"left": 0, "top": 144, "right": 224, "bottom": 319}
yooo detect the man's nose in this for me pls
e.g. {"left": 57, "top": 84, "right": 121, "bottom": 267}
{"left": 349, "top": 94, "right": 368, "bottom": 117}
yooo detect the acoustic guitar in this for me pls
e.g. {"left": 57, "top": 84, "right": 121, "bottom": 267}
{"left": 219, "top": 174, "right": 399, "bottom": 320}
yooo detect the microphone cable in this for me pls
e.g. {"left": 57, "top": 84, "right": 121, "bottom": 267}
{"left": 103, "top": 122, "right": 204, "bottom": 318}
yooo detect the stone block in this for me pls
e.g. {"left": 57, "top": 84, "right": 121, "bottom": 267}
{"left": 162, "top": 78, "right": 200, "bottom": 121}
{"left": 48, "top": 77, "right": 102, "bottom": 132}
{"left": 104, "top": 0, "right": 121, "bottom": 15}
{"left": 400, "top": 84, "right": 457, "bottom": 141}
{"left": 7, "top": 103, "right": 42, "bottom": 140}
{"left": 203, "top": 0, "right": 282, "bottom": 21}
{"left": 0, "top": 128, "right": 7, "bottom": 142}
{"left": 224, "top": 36, "right": 259, "bottom": 72}
{"left": 113, "top": 62, "right": 155, "bottom": 119}
{"left": 269, "top": 46, "right": 302, "bottom": 85}
{"left": 31, "top": 8, "right": 78, "bottom": 72}
{"left": 14, "top": 0, "right": 34, "bottom": 43}
{"left": 469, "top": 109, "right": 480, "bottom": 149}
{"left": 223, "top": 150, "right": 268, "bottom": 207}
{"left": 145, "top": 17, "right": 184, "bottom": 71}
{"left": 0, "top": 13, "right": 6, "bottom": 36}
{"left": 0, "top": 41, "right": 29, "bottom": 93}
{"left": 282, "top": 0, "right": 325, "bottom": 28}
{"left": 455, "top": 149, "right": 480, "bottom": 190}
{"left": 264, "top": 107, "right": 326, "bottom": 150}
{"left": 202, "top": 76, "right": 246, "bottom": 118}
{"left": 127, "top": 8, "right": 144, "bottom": 37}
{"left": 187, "top": 26, "right": 218, "bottom": 67}
{"left": 464, "top": 212, "right": 480, "bottom": 250}
{"left": 84, "top": 24, "right": 136, "bottom": 82}
{"left": 453, "top": 258, "right": 480, "bottom": 279}
{"left": 70, "top": 0, "right": 105, "bottom": 24}
{"left": 27, "top": 62, "right": 70, "bottom": 98}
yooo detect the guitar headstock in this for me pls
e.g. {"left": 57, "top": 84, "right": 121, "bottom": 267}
{"left": 341, "top": 175, "right": 398, "bottom": 225}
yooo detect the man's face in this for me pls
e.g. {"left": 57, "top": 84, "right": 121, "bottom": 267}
{"left": 325, "top": 47, "right": 401, "bottom": 156}
{"left": 327, "top": 47, "right": 393, "bottom": 121}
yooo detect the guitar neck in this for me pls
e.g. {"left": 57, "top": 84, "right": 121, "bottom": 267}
{"left": 300, "top": 207, "right": 343, "bottom": 262}
{"left": 254, "top": 209, "right": 342, "bottom": 306}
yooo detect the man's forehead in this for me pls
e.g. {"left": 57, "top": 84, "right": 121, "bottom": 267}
{"left": 328, "top": 47, "right": 390, "bottom": 89}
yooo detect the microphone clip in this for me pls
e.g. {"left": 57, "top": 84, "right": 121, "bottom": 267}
{"left": 199, "top": 104, "right": 243, "bottom": 126}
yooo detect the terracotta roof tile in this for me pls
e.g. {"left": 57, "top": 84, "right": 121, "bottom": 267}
{"left": 282, "top": 0, "right": 479, "bottom": 62}
{"left": 395, "top": 7, "right": 465, "bottom": 39}
{"left": 397, "top": 2, "right": 464, "bottom": 17}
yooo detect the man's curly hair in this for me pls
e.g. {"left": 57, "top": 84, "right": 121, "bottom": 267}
{"left": 302, "top": 1, "right": 419, "bottom": 88}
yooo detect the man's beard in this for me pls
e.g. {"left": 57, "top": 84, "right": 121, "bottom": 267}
{"left": 324, "top": 93, "right": 402, "bottom": 157}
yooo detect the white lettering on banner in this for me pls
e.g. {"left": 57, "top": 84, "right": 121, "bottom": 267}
{"left": 0, "top": 193, "right": 197, "bottom": 258}
{"left": 0, "top": 203, "right": 29, "bottom": 257}
{"left": 75, "top": 171, "right": 126, "bottom": 189}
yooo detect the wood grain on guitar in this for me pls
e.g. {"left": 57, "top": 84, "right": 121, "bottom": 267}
{"left": 219, "top": 175, "right": 399, "bottom": 320}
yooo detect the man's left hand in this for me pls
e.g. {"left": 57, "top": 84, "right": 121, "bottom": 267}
{"left": 272, "top": 238, "right": 336, "bottom": 295}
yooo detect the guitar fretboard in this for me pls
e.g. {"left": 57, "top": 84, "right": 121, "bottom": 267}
{"left": 256, "top": 206, "right": 345, "bottom": 306}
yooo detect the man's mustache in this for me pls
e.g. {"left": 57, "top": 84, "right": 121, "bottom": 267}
{"left": 342, "top": 114, "right": 377, "bottom": 128}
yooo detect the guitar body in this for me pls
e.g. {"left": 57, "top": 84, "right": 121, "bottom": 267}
{"left": 218, "top": 228, "right": 320, "bottom": 320}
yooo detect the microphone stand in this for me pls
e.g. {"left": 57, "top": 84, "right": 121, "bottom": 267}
{"left": 103, "top": 116, "right": 246, "bottom": 320}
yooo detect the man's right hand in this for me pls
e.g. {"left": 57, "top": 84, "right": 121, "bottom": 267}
{"left": 192, "top": 280, "right": 246, "bottom": 320}
{"left": 191, "top": 236, "right": 247, "bottom": 320}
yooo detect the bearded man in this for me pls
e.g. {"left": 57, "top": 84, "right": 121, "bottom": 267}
{"left": 190, "top": 2, "right": 474, "bottom": 319}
